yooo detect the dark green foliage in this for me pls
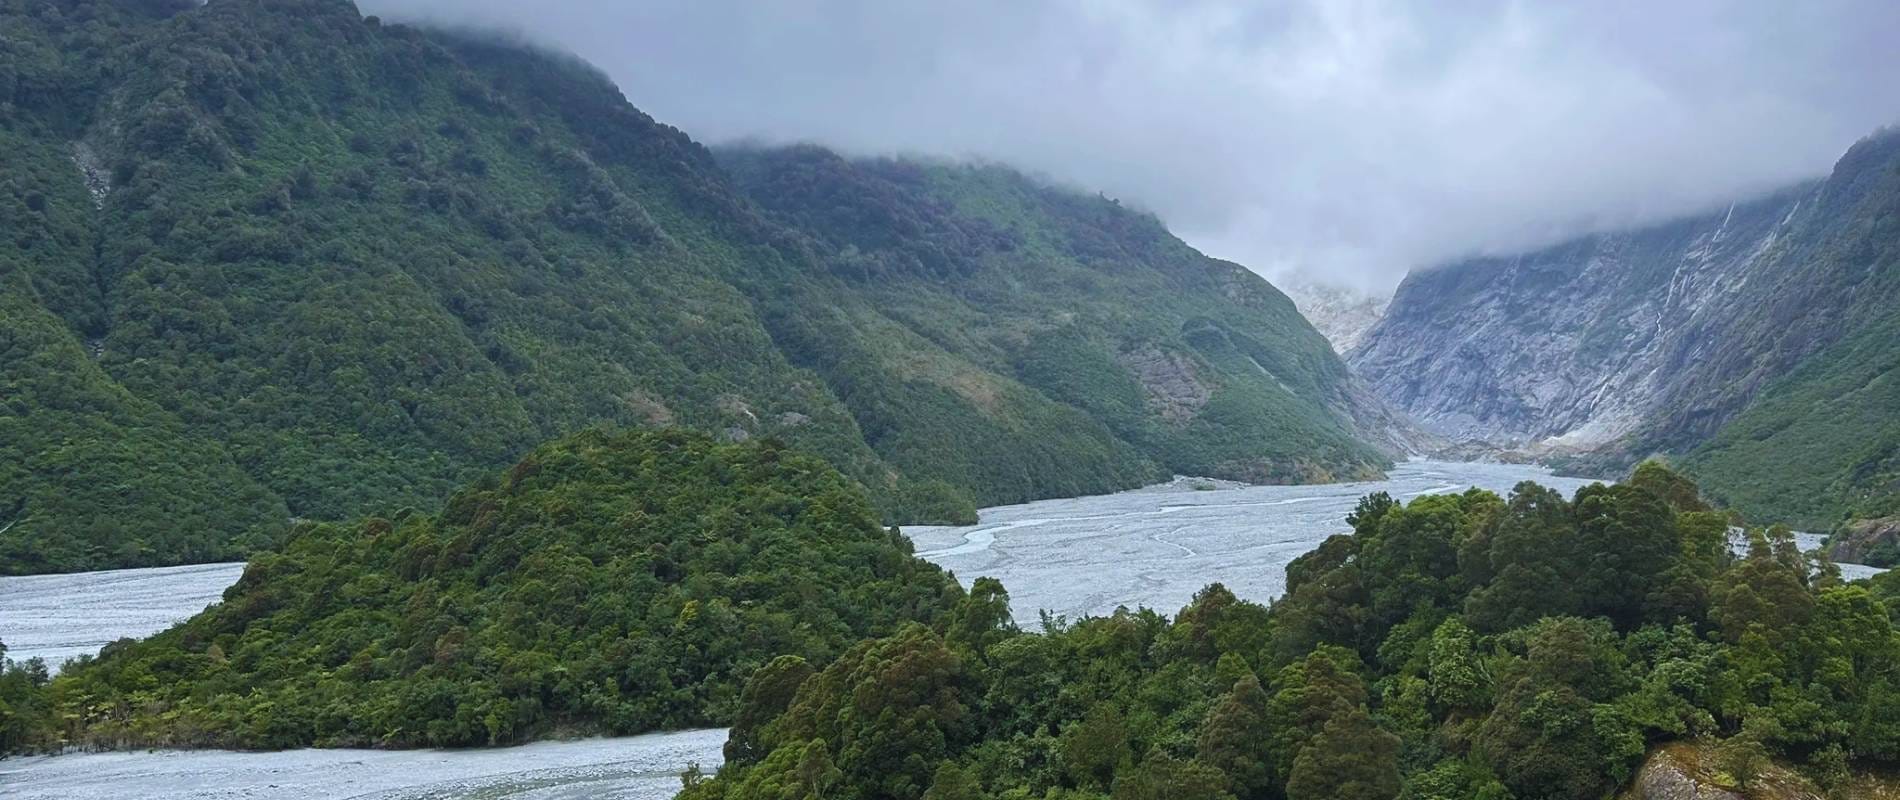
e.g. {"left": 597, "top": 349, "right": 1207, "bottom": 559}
{"left": 725, "top": 655, "right": 815, "bottom": 767}
{"left": 1110, "top": 751, "right": 1233, "bottom": 800}
{"left": 1628, "top": 459, "right": 1711, "bottom": 513}
{"left": 0, "top": 0, "right": 1383, "bottom": 574}
{"left": 695, "top": 460, "right": 1900, "bottom": 800}
{"left": 0, "top": 640, "right": 52, "bottom": 754}
{"left": 1285, "top": 706, "right": 1401, "bottom": 800}
{"left": 1194, "top": 675, "right": 1273, "bottom": 799}
{"left": 1060, "top": 703, "right": 1132, "bottom": 791}
{"left": 1475, "top": 618, "right": 1641, "bottom": 800}
{"left": 36, "top": 429, "right": 963, "bottom": 749}
{"left": 722, "top": 147, "right": 1390, "bottom": 492}
{"left": 1267, "top": 645, "right": 1370, "bottom": 779}
{"left": 701, "top": 624, "right": 974, "bottom": 800}
{"left": 1685, "top": 305, "right": 1900, "bottom": 529}
{"left": 1570, "top": 484, "right": 1679, "bottom": 627}
{"left": 1664, "top": 132, "right": 1900, "bottom": 528}
{"left": 922, "top": 762, "right": 988, "bottom": 800}
{"left": 0, "top": 283, "right": 287, "bottom": 573}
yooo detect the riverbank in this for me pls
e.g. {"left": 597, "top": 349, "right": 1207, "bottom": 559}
{"left": 0, "top": 729, "right": 725, "bottom": 800}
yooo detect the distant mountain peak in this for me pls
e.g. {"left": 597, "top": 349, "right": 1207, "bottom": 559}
{"left": 1280, "top": 281, "right": 1392, "bottom": 353}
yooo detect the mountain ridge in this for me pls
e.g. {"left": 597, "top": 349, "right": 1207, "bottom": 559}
{"left": 0, "top": 0, "right": 1393, "bottom": 573}
{"left": 1352, "top": 126, "right": 1900, "bottom": 528}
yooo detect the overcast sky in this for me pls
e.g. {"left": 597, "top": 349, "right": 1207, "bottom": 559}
{"left": 361, "top": 0, "right": 1900, "bottom": 291}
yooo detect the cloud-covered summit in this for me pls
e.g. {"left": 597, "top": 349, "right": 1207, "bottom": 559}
{"left": 363, "top": 0, "right": 1900, "bottom": 290}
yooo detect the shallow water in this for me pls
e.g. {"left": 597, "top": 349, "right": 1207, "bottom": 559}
{"left": 0, "top": 561, "right": 246, "bottom": 668}
{"left": 4, "top": 459, "right": 1884, "bottom": 798}
{"left": 0, "top": 729, "right": 726, "bottom": 800}
{"left": 906, "top": 459, "right": 1604, "bottom": 622}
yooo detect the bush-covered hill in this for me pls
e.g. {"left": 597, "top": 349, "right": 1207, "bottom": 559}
{"left": 687, "top": 463, "right": 1900, "bottom": 800}
{"left": 21, "top": 429, "right": 963, "bottom": 749}
{"left": 0, "top": 0, "right": 1388, "bottom": 574}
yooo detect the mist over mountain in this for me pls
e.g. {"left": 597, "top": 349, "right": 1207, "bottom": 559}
{"left": 1355, "top": 128, "right": 1900, "bottom": 529}
{"left": 0, "top": 0, "right": 1392, "bottom": 574}
{"left": 359, "top": 0, "right": 1900, "bottom": 291}
{"left": 7, "top": 5, "right": 1900, "bottom": 800}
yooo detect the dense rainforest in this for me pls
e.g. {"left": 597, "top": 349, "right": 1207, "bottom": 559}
{"left": 0, "top": 0, "right": 1391, "bottom": 575}
{"left": 4, "top": 429, "right": 965, "bottom": 749}
{"left": 683, "top": 462, "right": 1900, "bottom": 800}
{"left": 1354, "top": 128, "right": 1900, "bottom": 532}
{"left": 6, "top": 427, "right": 1900, "bottom": 798}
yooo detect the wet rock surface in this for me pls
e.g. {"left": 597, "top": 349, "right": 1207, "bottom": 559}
{"left": 1351, "top": 187, "right": 1811, "bottom": 450}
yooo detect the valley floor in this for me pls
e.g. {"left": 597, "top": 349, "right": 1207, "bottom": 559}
{"left": 907, "top": 459, "right": 1602, "bottom": 622}
{"left": 0, "top": 562, "right": 244, "bottom": 668}
{"left": 0, "top": 729, "right": 726, "bottom": 800}
{"left": 4, "top": 460, "right": 1887, "bottom": 798}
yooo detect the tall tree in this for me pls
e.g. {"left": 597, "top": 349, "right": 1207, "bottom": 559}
{"left": 1196, "top": 674, "right": 1275, "bottom": 799}
{"left": 1285, "top": 706, "right": 1401, "bottom": 800}
{"left": 1110, "top": 751, "right": 1234, "bottom": 800}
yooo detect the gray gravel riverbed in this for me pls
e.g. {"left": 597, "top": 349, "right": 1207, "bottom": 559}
{"left": 906, "top": 459, "right": 1601, "bottom": 623}
{"left": 3, "top": 459, "right": 1881, "bottom": 799}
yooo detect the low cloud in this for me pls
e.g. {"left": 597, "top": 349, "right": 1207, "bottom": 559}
{"left": 363, "top": 0, "right": 1900, "bottom": 291}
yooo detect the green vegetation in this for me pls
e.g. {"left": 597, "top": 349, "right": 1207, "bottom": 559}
{"left": 0, "top": 0, "right": 1383, "bottom": 575}
{"left": 21, "top": 429, "right": 961, "bottom": 749}
{"left": 0, "top": 284, "right": 288, "bottom": 570}
{"left": 1357, "top": 124, "right": 1900, "bottom": 532}
{"left": 721, "top": 148, "right": 1388, "bottom": 489}
{"left": 688, "top": 461, "right": 1900, "bottom": 800}
{"left": 0, "top": 639, "right": 52, "bottom": 755}
{"left": 1666, "top": 133, "right": 1900, "bottom": 529}
{"left": 1683, "top": 300, "right": 1900, "bottom": 530}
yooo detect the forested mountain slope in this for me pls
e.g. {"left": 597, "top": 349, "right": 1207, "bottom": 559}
{"left": 718, "top": 146, "right": 1404, "bottom": 495}
{"left": 0, "top": 0, "right": 1388, "bottom": 574}
{"left": 1352, "top": 128, "right": 1900, "bottom": 528}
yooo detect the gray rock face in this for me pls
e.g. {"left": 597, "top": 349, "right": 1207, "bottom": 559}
{"left": 1623, "top": 744, "right": 1833, "bottom": 800}
{"left": 1116, "top": 345, "right": 1213, "bottom": 422}
{"left": 1828, "top": 517, "right": 1900, "bottom": 566}
{"left": 1630, "top": 755, "right": 1745, "bottom": 800}
{"left": 1350, "top": 129, "right": 1900, "bottom": 486}
{"left": 1350, "top": 184, "right": 1814, "bottom": 449}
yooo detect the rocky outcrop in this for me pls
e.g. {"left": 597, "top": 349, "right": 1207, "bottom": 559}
{"left": 1350, "top": 183, "right": 1813, "bottom": 448}
{"left": 1117, "top": 345, "right": 1213, "bottom": 422}
{"left": 1828, "top": 517, "right": 1900, "bottom": 568}
{"left": 1348, "top": 128, "right": 1900, "bottom": 527}
{"left": 1621, "top": 743, "right": 1828, "bottom": 800}
{"left": 1629, "top": 749, "right": 1746, "bottom": 800}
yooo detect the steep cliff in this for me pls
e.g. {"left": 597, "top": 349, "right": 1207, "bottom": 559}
{"left": 1352, "top": 128, "right": 1900, "bottom": 527}
{"left": 1351, "top": 183, "right": 1813, "bottom": 447}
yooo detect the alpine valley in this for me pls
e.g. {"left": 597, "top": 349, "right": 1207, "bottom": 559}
{"left": 0, "top": 0, "right": 1399, "bottom": 575}
{"left": 6, "top": 3, "right": 1900, "bottom": 800}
